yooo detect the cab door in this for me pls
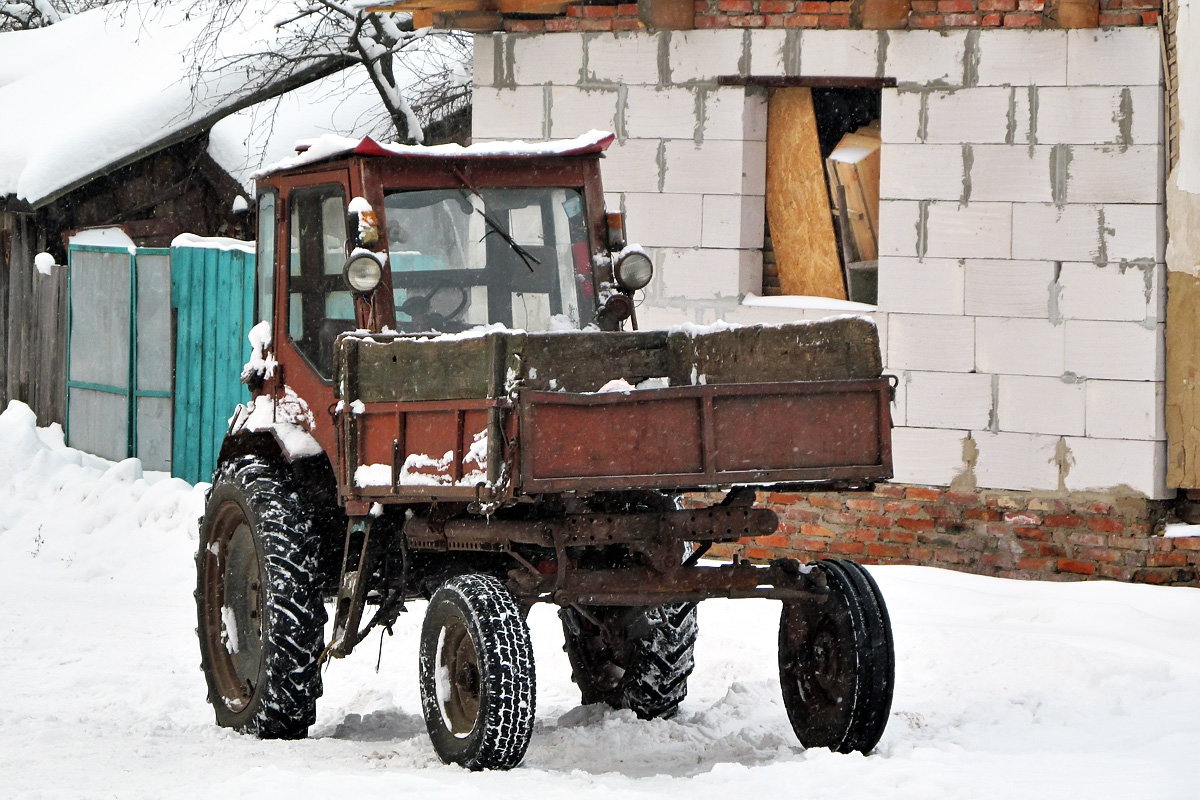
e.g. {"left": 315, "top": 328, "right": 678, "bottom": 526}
{"left": 272, "top": 169, "right": 353, "bottom": 459}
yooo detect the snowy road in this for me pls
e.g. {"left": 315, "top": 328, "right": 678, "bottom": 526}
{"left": 1, "top": 400, "right": 1196, "bottom": 799}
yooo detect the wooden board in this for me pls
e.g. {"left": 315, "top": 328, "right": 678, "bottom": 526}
{"left": 826, "top": 127, "right": 881, "bottom": 263}
{"left": 766, "top": 88, "right": 846, "bottom": 300}
{"left": 1167, "top": 271, "right": 1200, "bottom": 488}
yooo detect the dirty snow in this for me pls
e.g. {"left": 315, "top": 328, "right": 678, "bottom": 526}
{"left": 0, "top": 398, "right": 1197, "bottom": 799}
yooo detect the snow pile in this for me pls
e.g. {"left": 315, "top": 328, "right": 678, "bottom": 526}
{"left": 0, "top": 401, "right": 206, "bottom": 574}
{"left": 0, "top": 399, "right": 1198, "bottom": 798}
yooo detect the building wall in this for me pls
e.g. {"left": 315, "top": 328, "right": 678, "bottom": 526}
{"left": 474, "top": 27, "right": 1168, "bottom": 504}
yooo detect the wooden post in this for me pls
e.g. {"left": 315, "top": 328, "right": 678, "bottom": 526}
{"left": 1046, "top": 0, "right": 1099, "bottom": 28}
{"left": 854, "top": 0, "right": 912, "bottom": 29}
{"left": 638, "top": 0, "right": 695, "bottom": 30}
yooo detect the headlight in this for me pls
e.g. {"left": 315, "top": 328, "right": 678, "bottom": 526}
{"left": 344, "top": 252, "right": 384, "bottom": 293}
{"left": 614, "top": 250, "right": 653, "bottom": 292}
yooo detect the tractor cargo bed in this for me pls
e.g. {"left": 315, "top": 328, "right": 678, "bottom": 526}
{"left": 333, "top": 317, "right": 892, "bottom": 505}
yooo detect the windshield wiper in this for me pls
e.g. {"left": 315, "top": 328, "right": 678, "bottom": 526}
{"left": 477, "top": 210, "right": 540, "bottom": 272}
{"left": 450, "top": 166, "right": 539, "bottom": 272}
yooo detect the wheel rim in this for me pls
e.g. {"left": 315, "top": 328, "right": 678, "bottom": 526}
{"left": 202, "top": 500, "right": 265, "bottom": 713}
{"left": 780, "top": 594, "right": 858, "bottom": 745}
{"left": 435, "top": 613, "right": 480, "bottom": 736}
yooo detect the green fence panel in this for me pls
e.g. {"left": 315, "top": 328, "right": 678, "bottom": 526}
{"left": 66, "top": 244, "right": 172, "bottom": 470}
{"left": 171, "top": 243, "right": 255, "bottom": 485}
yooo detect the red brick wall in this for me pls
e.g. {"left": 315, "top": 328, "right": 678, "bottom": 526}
{"left": 501, "top": 0, "right": 1158, "bottom": 32}
{"left": 696, "top": 486, "right": 1199, "bottom": 586}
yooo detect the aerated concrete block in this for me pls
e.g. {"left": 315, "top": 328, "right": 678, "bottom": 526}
{"left": 876, "top": 257, "right": 965, "bottom": 315}
{"left": 973, "top": 431, "right": 1062, "bottom": 492}
{"left": 1063, "top": 436, "right": 1168, "bottom": 498}
{"left": 964, "top": 259, "right": 1055, "bottom": 318}
{"left": 879, "top": 145, "right": 965, "bottom": 201}
{"left": 924, "top": 202, "right": 1013, "bottom": 260}
{"left": 968, "top": 146, "right": 1054, "bottom": 204}
{"left": 891, "top": 426, "right": 970, "bottom": 486}
{"left": 976, "top": 317, "right": 1064, "bottom": 376}
{"left": 1066, "top": 28, "right": 1162, "bottom": 87}
{"left": 923, "top": 88, "right": 1013, "bottom": 144}
{"left": 887, "top": 313, "right": 976, "bottom": 372}
{"left": 1064, "top": 320, "right": 1163, "bottom": 381}
{"left": 1085, "top": 380, "right": 1165, "bottom": 440}
{"left": 884, "top": 30, "right": 968, "bottom": 88}
{"left": 623, "top": 193, "right": 704, "bottom": 248}
{"left": 513, "top": 33, "right": 584, "bottom": 85}
{"left": 587, "top": 33, "right": 662, "bottom": 86}
{"left": 798, "top": 30, "right": 880, "bottom": 78}
{"left": 624, "top": 86, "right": 699, "bottom": 140}
{"left": 668, "top": 29, "right": 744, "bottom": 83}
{"left": 997, "top": 375, "right": 1085, "bottom": 436}
{"left": 973, "top": 30, "right": 1068, "bottom": 87}
{"left": 905, "top": 370, "right": 993, "bottom": 429}
{"left": 471, "top": 87, "right": 545, "bottom": 140}
{"left": 549, "top": 86, "right": 619, "bottom": 139}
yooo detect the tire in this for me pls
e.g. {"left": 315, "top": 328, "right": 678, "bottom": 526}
{"left": 560, "top": 603, "right": 698, "bottom": 720}
{"left": 195, "top": 455, "right": 327, "bottom": 740}
{"left": 419, "top": 574, "right": 536, "bottom": 770}
{"left": 778, "top": 558, "right": 894, "bottom": 754}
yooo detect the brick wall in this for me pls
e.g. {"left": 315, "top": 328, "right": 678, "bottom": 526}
{"left": 699, "top": 487, "right": 1200, "bottom": 586}
{"left": 500, "top": 0, "right": 1159, "bottom": 33}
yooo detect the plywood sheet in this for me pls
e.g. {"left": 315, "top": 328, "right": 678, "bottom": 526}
{"left": 1167, "top": 271, "right": 1200, "bottom": 488}
{"left": 766, "top": 88, "right": 845, "bottom": 300}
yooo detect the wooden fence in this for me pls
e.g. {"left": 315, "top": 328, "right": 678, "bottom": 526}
{"left": 1, "top": 213, "right": 67, "bottom": 427}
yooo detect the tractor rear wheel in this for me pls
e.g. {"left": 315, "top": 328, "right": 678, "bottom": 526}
{"left": 560, "top": 602, "right": 698, "bottom": 720}
{"left": 195, "top": 456, "right": 327, "bottom": 739}
{"left": 778, "top": 558, "right": 894, "bottom": 754}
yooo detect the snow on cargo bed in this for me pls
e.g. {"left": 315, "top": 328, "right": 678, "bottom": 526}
{"left": 0, "top": 399, "right": 1197, "bottom": 798}
{"left": 341, "top": 317, "right": 883, "bottom": 404}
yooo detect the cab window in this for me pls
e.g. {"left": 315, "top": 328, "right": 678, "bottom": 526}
{"left": 287, "top": 184, "right": 349, "bottom": 378}
{"left": 255, "top": 191, "right": 276, "bottom": 324}
{"left": 383, "top": 187, "right": 593, "bottom": 333}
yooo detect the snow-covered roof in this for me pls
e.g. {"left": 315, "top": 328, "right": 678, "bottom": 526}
{"left": 0, "top": 1, "right": 445, "bottom": 208}
{"left": 255, "top": 129, "right": 617, "bottom": 177}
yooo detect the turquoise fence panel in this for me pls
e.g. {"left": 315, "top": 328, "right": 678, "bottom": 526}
{"left": 171, "top": 243, "right": 256, "bottom": 485}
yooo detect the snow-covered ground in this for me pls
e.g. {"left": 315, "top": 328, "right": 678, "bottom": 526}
{"left": 1, "top": 399, "right": 1196, "bottom": 799}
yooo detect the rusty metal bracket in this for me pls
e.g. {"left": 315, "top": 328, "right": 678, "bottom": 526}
{"left": 323, "top": 516, "right": 375, "bottom": 661}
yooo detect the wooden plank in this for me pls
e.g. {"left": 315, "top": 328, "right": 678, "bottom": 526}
{"left": 827, "top": 127, "right": 881, "bottom": 263}
{"left": 766, "top": 88, "right": 845, "bottom": 299}
{"left": 1167, "top": 271, "right": 1200, "bottom": 488}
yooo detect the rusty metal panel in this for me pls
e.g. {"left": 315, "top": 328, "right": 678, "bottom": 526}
{"left": 711, "top": 391, "right": 881, "bottom": 471}
{"left": 517, "top": 379, "right": 891, "bottom": 493}
{"left": 524, "top": 394, "right": 704, "bottom": 479}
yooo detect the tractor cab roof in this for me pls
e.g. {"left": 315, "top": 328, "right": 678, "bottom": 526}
{"left": 255, "top": 129, "right": 616, "bottom": 179}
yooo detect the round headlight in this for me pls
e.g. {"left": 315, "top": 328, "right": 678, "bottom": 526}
{"left": 614, "top": 250, "right": 653, "bottom": 292}
{"left": 344, "top": 252, "right": 384, "bottom": 293}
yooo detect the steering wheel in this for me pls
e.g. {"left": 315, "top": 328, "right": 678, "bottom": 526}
{"left": 398, "top": 283, "right": 471, "bottom": 330}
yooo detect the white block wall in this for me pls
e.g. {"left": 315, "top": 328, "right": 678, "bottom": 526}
{"left": 473, "top": 26, "right": 1169, "bottom": 498}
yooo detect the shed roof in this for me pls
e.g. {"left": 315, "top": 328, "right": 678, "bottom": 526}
{"left": 0, "top": 1, "right": 449, "bottom": 210}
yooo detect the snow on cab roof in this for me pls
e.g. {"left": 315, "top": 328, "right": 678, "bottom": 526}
{"left": 255, "top": 130, "right": 617, "bottom": 178}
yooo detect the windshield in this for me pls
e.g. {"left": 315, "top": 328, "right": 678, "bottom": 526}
{"left": 383, "top": 187, "right": 595, "bottom": 333}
